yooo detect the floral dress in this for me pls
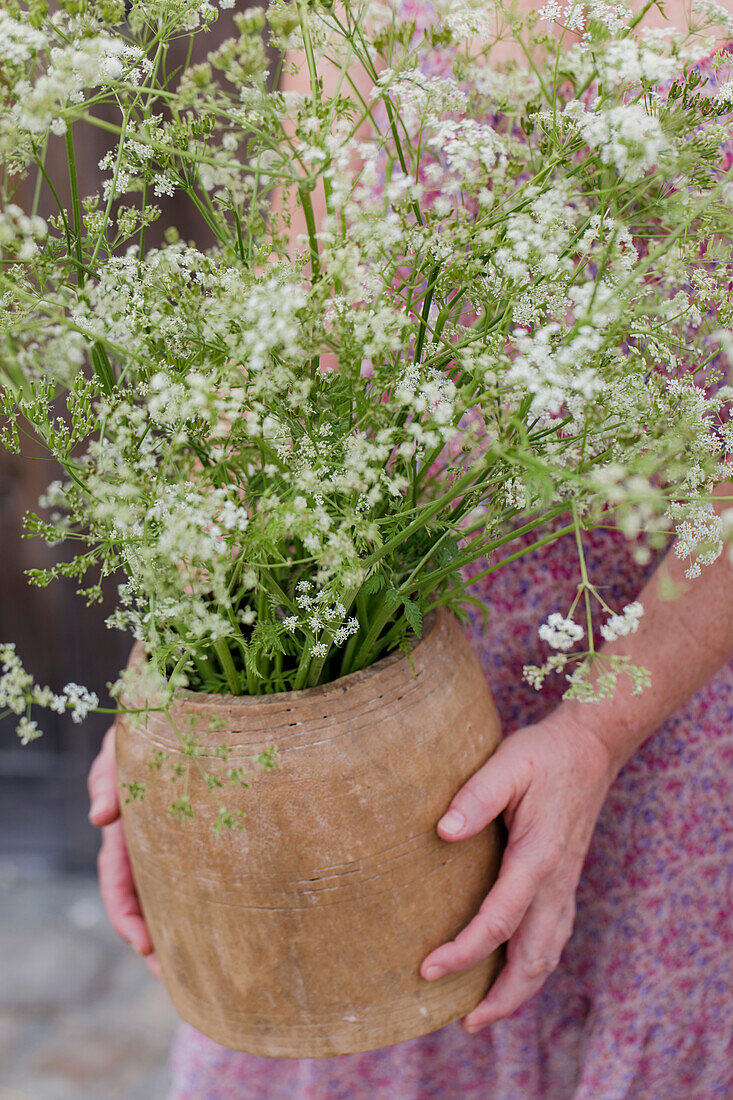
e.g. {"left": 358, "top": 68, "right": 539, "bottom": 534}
{"left": 166, "top": 24, "right": 733, "bottom": 1100}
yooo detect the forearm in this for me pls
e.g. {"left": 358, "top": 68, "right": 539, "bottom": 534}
{"left": 561, "top": 484, "right": 733, "bottom": 772}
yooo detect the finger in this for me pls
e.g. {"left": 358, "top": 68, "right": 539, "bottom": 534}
{"left": 462, "top": 894, "right": 575, "bottom": 1032}
{"left": 145, "top": 952, "right": 163, "bottom": 981}
{"left": 421, "top": 851, "right": 538, "bottom": 979}
{"left": 88, "top": 724, "right": 120, "bottom": 826}
{"left": 436, "top": 748, "right": 525, "bottom": 841}
{"left": 98, "top": 818, "right": 154, "bottom": 956}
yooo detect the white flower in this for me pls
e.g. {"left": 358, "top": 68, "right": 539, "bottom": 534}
{"left": 716, "top": 80, "right": 733, "bottom": 108}
{"left": 310, "top": 641, "right": 328, "bottom": 658}
{"left": 62, "top": 683, "right": 99, "bottom": 724}
{"left": 538, "top": 1, "right": 562, "bottom": 21}
{"left": 538, "top": 613, "right": 585, "bottom": 652}
{"left": 566, "top": 100, "right": 669, "bottom": 182}
{"left": 153, "top": 174, "right": 177, "bottom": 198}
{"left": 17, "top": 716, "right": 41, "bottom": 745}
{"left": 599, "top": 601, "right": 644, "bottom": 642}
{"left": 334, "top": 617, "right": 360, "bottom": 646}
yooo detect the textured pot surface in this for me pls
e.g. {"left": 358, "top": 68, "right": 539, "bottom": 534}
{"left": 117, "top": 609, "right": 504, "bottom": 1057}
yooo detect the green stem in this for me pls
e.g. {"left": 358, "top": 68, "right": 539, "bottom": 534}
{"left": 425, "top": 523, "right": 578, "bottom": 610}
{"left": 297, "top": 0, "right": 320, "bottom": 100}
{"left": 407, "top": 504, "right": 576, "bottom": 598}
{"left": 213, "top": 640, "right": 242, "bottom": 695}
{"left": 191, "top": 651, "right": 218, "bottom": 684}
{"left": 349, "top": 591, "right": 402, "bottom": 672}
{"left": 298, "top": 184, "right": 321, "bottom": 278}
{"left": 572, "top": 503, "right": 595, "bottom": 653}
{"left": 338, "top": 625, "right": 362, "bottom": 678}
{"left": 31, "top": 148, "right": 74, "bottom": 270}
{"left": 65, "top": 126, "right": 84, "bottom": 287}
{"left": 139, "top": 178, "right": 149, "bottom": 260}
{"left": 414, "top": 264, "right": 440, "bottom": 365}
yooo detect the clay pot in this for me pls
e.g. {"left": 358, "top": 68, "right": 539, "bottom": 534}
{"left": 116, "top": 608, "right": 504, "bottom": 1057}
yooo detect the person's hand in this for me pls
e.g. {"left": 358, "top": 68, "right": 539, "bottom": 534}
{"left": 87, "top": 723, "right": 162, "bottom": 980}
{"left": 420, "top": 708, "right": 619, "bottom": 1032}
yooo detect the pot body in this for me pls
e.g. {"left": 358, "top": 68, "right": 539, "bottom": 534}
{"left": 117, "top": 609, "right": 504, "bottom": 1057}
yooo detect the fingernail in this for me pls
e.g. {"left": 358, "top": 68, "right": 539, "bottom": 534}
{"left": 438, "top": 809, "right": 465, "bottom": 835}
{"left": 424, "top": 965, "right": 445, "bottom": 980}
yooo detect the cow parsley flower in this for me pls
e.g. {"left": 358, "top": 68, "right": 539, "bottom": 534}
{"left": 538, "top": 613, "right": 585, "bottom": 652}
{"left": 2, "top": 0, "right": 732, "bottom": 738}
{"left": 599, "top": 602, "right": 644, "bottom": 643}
{"left": 17, "top": 716, "right": 41, "bottom": 745}
{"left": 62, "top": 683, "right": 100, "bottom": 724}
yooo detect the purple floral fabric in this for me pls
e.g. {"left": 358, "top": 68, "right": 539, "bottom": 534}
{"left": 166, "top": 27, "right": 733, "bottom": 1100}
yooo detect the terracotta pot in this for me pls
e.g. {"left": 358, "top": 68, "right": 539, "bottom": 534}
{"left": 116, "top": 608, "right": 504, "bottom": 1057}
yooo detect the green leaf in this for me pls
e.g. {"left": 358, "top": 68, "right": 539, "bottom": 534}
{"left": 401, "top": 596, "right": 423, "bottom": 636}
{"left": 361, "top": 570, "right": 385, "bottom": 595}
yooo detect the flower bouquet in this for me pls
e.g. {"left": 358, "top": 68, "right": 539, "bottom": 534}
{"left": 1, "top": 0, "right": 732, "bottom": 1056}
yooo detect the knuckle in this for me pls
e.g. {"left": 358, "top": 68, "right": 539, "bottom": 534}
{"left": 520, "top": 952, "right": 558, "bottom": 981}
{"left": 478, "top": 908, "right": 517, "bottom": 945}
{"left": 456, "top": 780, "right": 492, "bottom": 819}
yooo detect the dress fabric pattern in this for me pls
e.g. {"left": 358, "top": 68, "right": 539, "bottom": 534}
{"left": 167, "top": 25, "right": 733, "bottom": 1100}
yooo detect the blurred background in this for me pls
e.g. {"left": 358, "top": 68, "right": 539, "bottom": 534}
{"left": 0, "top": 5, "right": 267, "bottom": 1096}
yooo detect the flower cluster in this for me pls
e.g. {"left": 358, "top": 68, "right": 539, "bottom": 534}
{"left": 0, "top": 644, "right": 99, "bottom": 743}
{"left": 538, "top": 614, "right": 585, "bottom": 653}
{"left": 599, "top": 601, "right": 644, "bottom": 643}
{"left": 0, "top": 0, "right": 731, "bottom": 756}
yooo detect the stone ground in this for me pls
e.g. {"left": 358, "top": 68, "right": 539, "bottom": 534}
{"left": 0, "top": 860, "right": 178, "bottom": 1100}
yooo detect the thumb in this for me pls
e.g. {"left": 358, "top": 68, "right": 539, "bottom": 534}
{"left": 88, "top": 724, "right": 120, "bottom": 826}
{"left": 437, "top": 747, "right": 519, "bottom": 841}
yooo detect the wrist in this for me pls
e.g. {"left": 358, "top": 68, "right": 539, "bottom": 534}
{"left": 552, "top": 697, "right": 640, "bottom": 782}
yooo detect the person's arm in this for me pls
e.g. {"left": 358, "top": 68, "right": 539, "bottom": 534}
{"left": 420, "top": 484, "right": 733, "bottom": 1032}
{"left": 566, "top": 486, "right": 733, "bottom": 768}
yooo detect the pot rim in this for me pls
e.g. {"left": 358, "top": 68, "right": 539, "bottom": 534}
{"left": 128, "top": 607, "right": 450, "bottom": 711}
